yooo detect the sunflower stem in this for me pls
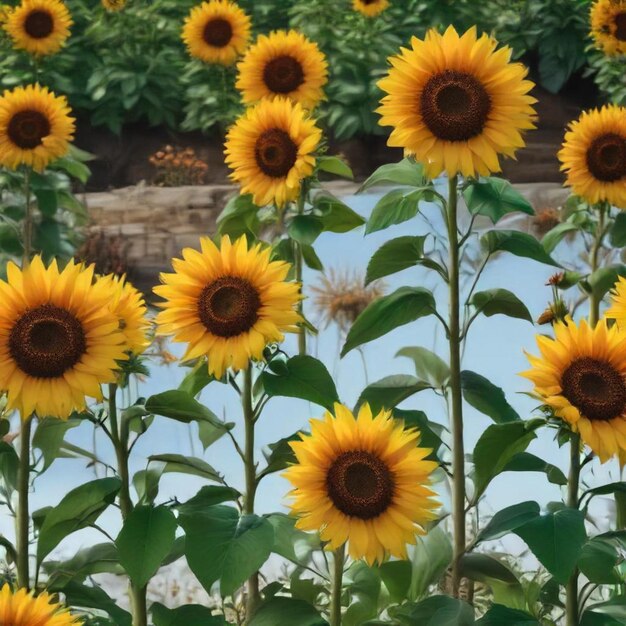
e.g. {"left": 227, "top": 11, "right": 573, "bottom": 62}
{"left": 23, "top": 167, "right": 32, "bottom": 265}
{"left": 566, "top": 433, "right": 581, "bottom": 626}
{"left": 330, "top": 543, "right": 345, "bottom": 626}
{"left": 295, "top": 183, "right": 308, "bottom": 356}
{"left": 108, "top": 383, "right": 147, "bottom": 626}
{"left": 446, "top": 174, "right": 466, "bottom": 599}
{"left": 588, "top": 204, "right": 606, "bottom": 327}
{"left": 16, "top": 415, "right": 32, "bottom": 590}
{"left": 243, "top": 366, "right": 261, "bottom": 617}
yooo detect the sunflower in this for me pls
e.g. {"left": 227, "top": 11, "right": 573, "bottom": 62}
{"left": 154, "top": 235, "right": 301, "bottom": 379}
{"left": 0, "top": 256, "right": 127, "bottom": 420}
{"left": 0, "top": 83, "right": 74, "bottom": 172}
{"left": 377, "top": 26, "right": 536, "bottom": 179}
{"left": 101, "top": 0, "right": 126, "bottom": 11}
{"left": 97, "top": 274, "right": 150, "bottom": 354}
{"left": 605, "top": 276, "right": 626, "bottom": 330}
{"left": 285, "top": 403, "right": 439, "bottom": 564}
{"left": 591, "top": 0, "right": 626, "bottom": 56}
{"left": 182, "top": 0, "right": 250, "bottom": 66}
{"left": 353, "top": 0, "right": 389, "bottom": 17}
{"left": 558, "top": 105, "right": 626, "bottom": 208}
{"left": 224, "top": 97, "right": 321, "bottom": 207}
{"left": 521, "top": 317, "right": 626, "bottom": 463}
{"left": 5, "top": 0, "right": 71, "bottom": 56}
{"left": 236, "top": 30, "right": 328, "bottom": 108}
{"left": 0, "top": 585, "right": 80, "bottom": 626}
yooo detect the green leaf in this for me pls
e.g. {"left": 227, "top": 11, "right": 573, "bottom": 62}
{"left": 359, "top": 158, "right": 425, "bottom": 192}
{"left": 44, "top": 542, "right": 121, "bottom": 588}
{"left": 463, "top": 178, "right": 534, "bottom": 224}
{"left": 357, "top": 375, "right": 432, "bottom": 413}
{"left": 365, "top": 187, "right": 435, "bottom": 234}
{"left": 393, "top": 596, "right": 475, "bottom": 626}
{"left": 610, "top": 213, "right": 626, "bottom": 247}
{"left": 582, "top": 481, "right": 626, "bottom": 503}
{"left": 514, "top": 508, "right": 587, "bottom": 584}
{"left": 178, "top": 363, "right": 215, "bottom": 397}
{"left": 582, "top": 599, "right": 626, "bottom": 625}
{"left": 152, "top": 603, "right": 226, "bottom": 626}
{"left": 267, "top": 513, "right": 321, "bottom": 568}
{"left": 317, "top": 155, "right": 353, "bottom": 180}
{"left": 473, "top": 422, "right": 540, "bottom": 498}
{"left": 217, "top": 193, "right": 260, "bottom": 238}
{"left": 260, "top": 434, "right": 299, "bottom": 478}
{"left": 249, "top": 597, "right": 328, "bottom": 626}
{"left": 477, "top": 605, "right": 540, "bottom": 625}
{"left": 261, "top": 355, "right": 339, "bottom": 411}
{"left": 380, "top": 560, "right": 412, "bottom": 604}
{"left": 501, "top": 452, "right": 567, "bottom": 486}
{"left": 365, "top": 236, "right": 432, "bottom": 284}
{"left": 314, "top": 192, "right": 364, "bottom": 233}
{"left": 396, "top": 346, "right": 450, "bottom": 388}
{"left": 301, "top": 244, "right": 324, "bottom": 271}
{"left": 0, "top": 442, "right": 18, "bottom": 492}
{"left": 32, "top": 417, "right": 81, "bottom": 472}
{"left": 460, "top": 553, "right": 519, "bottom": 585}
{"left": 409, "top": 526, "right": 453, "bottom": 600}
{"left": 578, "top": 538, "right": 621, "bottom": 584}
{"left": 541, "top": 222, "right": 579, "bottom": 253}
{"left": 482, "top": 230, "right": 560, "bottom": 267}
{"left": 288, "top": 215, "right": 323, "bottom": 245}
{"left": 116, "top": 505, "right": 177, "bottom": 589}
{"left": 344, "top": 561, "right": 381, "bottom": 626}
{"left": 469, "top": 289, "right": 533, "bottom": 323}
{"left": 461, "top": 371, "right": 521, "bottom": 423}
{"left": 176, "top": 486, "right": 240, "bottom": 516}
{"left": 586, "top": 265, "right": 626, "bottom": 301}
{"left": 342, "top": 287, "right": 435, "bottom": 356}
{"left": 477, "top": 502, "right": 541, "bottom": 543}
{"left": 179, "top": 505, "right": 274, "bottom": 597}
{"left": 148, "top": 454, "right": 222, "bottom": 483}
{"left": 393, "top": 409, "right": 444, "bottom": 460}
{"left": 37, "top": 477, "right": 121, "bottom": 564}
{"left": 35, "top": 189, "right": 58, "bottom": 217}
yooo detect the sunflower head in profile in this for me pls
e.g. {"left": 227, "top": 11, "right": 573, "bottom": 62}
{"left": 97, "top": 273, "right": 151, "bottom": 355}
{"left": 182, "top": 0, "right": 251, "bottom": 66}
{"left": 154, "top": 235, "right": 301, "bottom": 379}
{"left": 521, "top": 317, "right": 626, "bottom": 463}
{"left": 5, "top": 0, "right": 72, "bottom": 56}
{"left": 0, "top": 585, "right": 80, "bottom": 626}
{"left": 224, "top": 97, "right": 321, "bottom": 207}
{"left": 377, "top": 26, "right": 537, "bottom": 180}
{"left": 236, "top": 30, "right": 328, "bottom": 109}
{"left": 353, "top": 0, "right": 389, "bottom": 17}
{"left": 284, "top": 403, "right": 439, "bottom": 565}
{"left": 591, "top": 0, "right": 626, "bottom": 56}
{"left": 0, "top": 256, "right": 127, "bottom": 420}
{"left": 0, "top": 83, "right": 74, "bottom": 172}
{"left": 605, "top": 276, "right": 626, "bottom": 330}
{"left": 102, "top": 0, "right": 126, "bottom": 11}
{"left": 558, "top": 105, "right": 626, "bottom": 208}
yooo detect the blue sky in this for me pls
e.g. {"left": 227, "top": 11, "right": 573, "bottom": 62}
{"left": 4, "top": 187, "right": 620, "bottom": 566}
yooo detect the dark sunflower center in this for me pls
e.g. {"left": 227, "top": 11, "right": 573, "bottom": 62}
{"left": 561, "top": 357, "right": 626, "bottom": 422}
{"left": 615, "top": 12, "right": 626, "bottom": 41}
{"left": 263, "top": 55, "right": 305, "bottom": 94}
{"left": 24, "top": 9, "right": 54, "bottom": 39}
{"left": 254, "top": 128, "right": 298, "bottom": 178}
{"left": 203, "top": 18, "right": 233, "bottom": 48}
{"left": 420, "top": 70, "right": 492, "bottom": 142}
{"left": 586, "top": 132, "right": 626, "bottom": 182}
{"left": 197, "top": 276, "right": 261, "bottom": 338}
{"left": 9, "top": 304, "right": 86, "bottom": 378}
{"left": 7, "top": 109, "right": 51, "bottom": 149}
{"left": 326, "top": 450, "right": 394, "bottom": 519}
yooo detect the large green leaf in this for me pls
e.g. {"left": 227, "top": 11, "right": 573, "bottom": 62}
{"left": 469, "top": 289, "right": 533, "bottom": 323}
{"left": 152, "top": 602, "right": 226, "bottom": 626}
{"left": 357, "top": 375, "right": 432, "bottom": 413}
{"left": 267, "top": 513, "right": 321, "bottom": 568}
{"left": 481, "top": 230, "right": 560, "bottom": 267}
{"left": 176, "top": 486, "right": 240, "bottom": 515}
{"left": 393, "top": 409, "right": 444, "bottom": 461}
{"left": 178, "top": 505, "right": 274, "bottom": 597}
{"left": 145, "top": 390, "right": 230, "bottom": 431}
{"left": 610, "top": 213, "right": 626, "bottom": 248}
{"left": 463, "top": 178, "right": 534, "bottom": 224}
{"left": 393, "top": 596, "right": 475, "bottom": 626}
{"left": 358, "top": 158, "right": 425, "bottom": 192}
{"left": 249, "top": 597, "right": 328, "bottom": 626}
{"left": 37, "top": 477, "right": 121, "bottom": 564}
{"left": 116, "top": 505, "right": 177, "bottom": 589}
{"left": 409, "top": 526, "right": 453, "bottom": 600}
{"left": 380, "top": 560, "right": 412, "bottom": 604}
{"left": 477, "top": 502, "right": 541, "bottom": 543}
{"left": 473, "top": 422, "right": 540, "bottom": 499}
{"left": 461, "top": 371, "right": 520, "bottom": 423}
{"left": 514, "top": 508, "right": 587, "bottom": 584}
{"left": 365, "top": 236, "right": 432, "bottom": 284}
{"left": 44, "top": 542, "right": 122, "bottom": 588}
{"left": 148, "top": 454, "right": 222, "bottom": 483}
{"left": 586, "top": 265, "right": 626, "bottom": 301}
{"left": 365, "top": 187, "right": 437, "bottom": 234}
{"left": 0, "top": 442, "right": 18, "bottom": 493}
{"left": 342, "top": 287, "right": 436, "bottom": 356}
{"left": 396, "top": 346, "right": 450, "bottom": 388}
{"left": 32, "top": 417, "right": 81, "bottom": 472}
{"left": 578, "top": 538, "right": 621, "bottom": 584}
{"left": 460, "top": 553, "right": 519, "bottom": 585}
{"left": 261, "top": 355, "right": 339, "bottom": 411}
{"left": 477, "top": 605, "right": 540, "bottom": 625}
{"left": 343, "top": 562, "right": 382, "bottom": 626}
{"left": 316, "top": 155, "right": 353, "bottom": 180}
{"left": 314, "top": 191, "right": 364, "bottom": 233}
{"left": 501, "top": 452, "right": 567, "bottom": 486}
{"left": 288, "top": 215, "right": 323, "bottom": 245}
{"left": 259, "top": 434, "right": 300, "bottom": 479}
{"left": 541, "top": 222, "right": 579, "bottom": 253}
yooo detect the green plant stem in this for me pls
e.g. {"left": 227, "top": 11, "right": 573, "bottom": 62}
{"left": 566, "top": 433, "right": 581, "bottom": 626}
{"left": 108, "top": 383, "right": 147, "bottom": 626}
{"left": 295, "top": 184, "right": 307, "bottom": 356}
{"left": 329, "top": 544, "right": 345, "bottom": 626}
{"left": 588, "top": 204, "right": 606, "bottom": 327}
{"left": 16, "top": 415, "right": 32, "bottom": 589}
{"left": 446, "top": 174, "right": 466, "bottom": 598}
{"left": 243, "top": 366, "right": 260, "bottom": 617}
{"left": 23, "top": 168, "right": 32, "bottom": 265}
